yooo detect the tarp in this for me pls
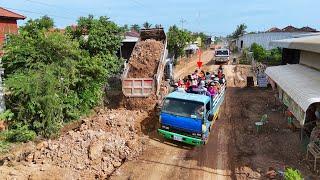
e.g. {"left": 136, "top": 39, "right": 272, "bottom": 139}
{"left": 270, "top": 35, "right": 320, "bottom": 54}
{"left": 265, "top": 64, "right": 320, "bottom": 113}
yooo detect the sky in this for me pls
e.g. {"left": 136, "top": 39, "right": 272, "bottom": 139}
{"left": 1, "top": 0, "right": 319, "bottom": 36}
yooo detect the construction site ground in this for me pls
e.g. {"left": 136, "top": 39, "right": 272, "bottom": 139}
{"left": 0, "top": 50, "right": 317, "bottom": 179}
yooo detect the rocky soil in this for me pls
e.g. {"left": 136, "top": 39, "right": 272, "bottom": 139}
{"left": 0, "top": 108, "right": 150, "bottom": 179}
{"left": 127, "top": 39, "right": 164, "bottom": 78}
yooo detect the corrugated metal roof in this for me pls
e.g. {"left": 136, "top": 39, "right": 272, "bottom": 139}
{"left": 265, "top": 64, "right": 320, "bottom": 113}
{"left": 166, "top": 92, "right": 210, "bottom": 104}
{"left": 270, "top": 35, "right": 320, "bottom": 53}
{"left": 0, "top": 7, "right": 26, "bottom": 19}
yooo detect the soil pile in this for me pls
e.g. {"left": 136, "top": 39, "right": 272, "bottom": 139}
{"left": 0, "top": 108, "right": 150, "bottom": 179}
{"left": 127, "top": 39, "right": 164, "bottom": 78}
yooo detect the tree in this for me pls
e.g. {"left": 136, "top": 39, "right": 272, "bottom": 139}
{"left": 167, "top": 25, "right": 193, "bottom": 59}
{"left": 122, "top": 24, "right": 129, "bottom": 31}
{"left": 131, "top": 24, "right": 140, "bottom": 32}
{"left": 228, "top": 24, "right": 247, "bottom": 39}
{"left": 143, "top": 21, "right": 152, "bottom": 29}
{"left": 3, "top": 15, "right": 124, "bottom": 138}
{"left": 250, "top": 43, "right": 267, "bottom": 62}
{"left": 19, "top": 15, "right": 54, "bottom": 37}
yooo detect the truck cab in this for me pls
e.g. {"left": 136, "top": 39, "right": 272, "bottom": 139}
{"left": 215, "top": 49, "right": 230, "bottom": 63}
{"left": 158, "top": 88, "right": 225, "bottom": 146}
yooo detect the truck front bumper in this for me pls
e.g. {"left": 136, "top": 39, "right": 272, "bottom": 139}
{"left": 157, "top": 129, "right": 204, "bottom": 146}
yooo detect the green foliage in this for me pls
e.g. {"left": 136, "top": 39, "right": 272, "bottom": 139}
{"left": 193, "top": 32, "right": 209, "bottom": 49}
{"left": 131, "top": 24, "right": 141, "bottom": 32}
{"left": 0, "top": 110, "right": 14, "bottom": 122}
{"left": 250, "top": 43, "right": 282, "bottom": 65}
{"left": 1, "top": 123, "right": 36, "bottom": 142}
{"left": 0, "top": 141, "right": 11, "bottom": 154}
{"left": 284, "top": 168, "right": 303, "bottom": 180}
{"left": 228, "top": 24, "right": 247, "bottom": 39}
{"left": 19, "top": 15, "right": 54, "bottom": 37}
{"left": 3, "top": 15, "right": 124, "bottom": 138}
{"left": 250, "top": 43, "right": 267, "bottom": 62}
{"left": 143, "top": 21, "right": 152, "bottom": 29}
{"left": 67, "top": 15, "right": 124, "bottom": 57}
{"left": 214, "top": 36, "right": 222, "bottom": 45}
{"left": 167, "top": 25, "right": 193, "bottom": 58}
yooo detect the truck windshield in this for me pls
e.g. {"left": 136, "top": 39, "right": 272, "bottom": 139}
{"left": 161, "top": 98, "right": 204, "bottom": 119}
{"left": 216, "top": 50, "right": 229, "bottom": 56}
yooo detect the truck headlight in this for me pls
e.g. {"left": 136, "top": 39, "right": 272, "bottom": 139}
{"left": 162, "top": 125, "right": 169, "bottom": 130}
{"left": 202, "top": 124, "right": 207, "bottom": 133}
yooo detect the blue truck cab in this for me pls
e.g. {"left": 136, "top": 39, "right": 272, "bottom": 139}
{"left": 158, "top": 87, "right": 225, "bottom": 146}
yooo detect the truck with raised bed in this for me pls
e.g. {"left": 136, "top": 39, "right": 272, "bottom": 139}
{"left": 121, "top": 28, "right": 172, "bottom": 98}
{"left": 158, "top": 84, "right": 226, "bottom": 146}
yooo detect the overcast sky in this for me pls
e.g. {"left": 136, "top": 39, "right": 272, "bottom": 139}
{"left": 1, "top": 0, "right": 319, "bottom": 36}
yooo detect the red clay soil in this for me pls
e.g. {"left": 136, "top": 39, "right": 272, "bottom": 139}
{"left": 127, "top": 39, "right": 164, "bottom": 78}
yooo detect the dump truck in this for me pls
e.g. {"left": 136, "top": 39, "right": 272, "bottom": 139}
{"left": 158, "top": 84, "right": 226, "bottom": 146}
{"left": 214, "top": 48, "right": 230, "bottom": 64}
{"left": 121, "top": 28, "right": 172, "bottom": 98}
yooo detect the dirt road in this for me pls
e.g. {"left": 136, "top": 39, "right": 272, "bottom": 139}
{"left": 110, "top": 50, "right": 249, "bottom": 180}
{"left": 110, "top": 90, "right": 234, "bottom": 180}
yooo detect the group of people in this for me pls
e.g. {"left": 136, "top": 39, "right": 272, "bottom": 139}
{"left": 174, "top": 65, "right": 226, "bottom": 98}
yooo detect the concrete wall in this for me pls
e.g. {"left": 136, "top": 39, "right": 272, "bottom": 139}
{"left": 300, "top": 50, "right": 320, "bottom": 71}
{"left": 236, "top": 32, "right": 310, "bottom": 50}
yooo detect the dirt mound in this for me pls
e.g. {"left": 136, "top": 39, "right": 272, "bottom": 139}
{"left": 127, "top": 39, "right": 164, "bottom": 78}
{"left": 0, "top": 108, "right": 150, "bottom": 179}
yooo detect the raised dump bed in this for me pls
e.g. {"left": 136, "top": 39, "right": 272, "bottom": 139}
{"left": 122, "top": 28, "right": 167, "bottom": 97}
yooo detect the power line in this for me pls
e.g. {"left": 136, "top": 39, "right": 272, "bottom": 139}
{"left": 180, "top": 18, "right": 186, "bottom": 30}
{"left": 24, "top": 0, "right": 89, "bottom": 15}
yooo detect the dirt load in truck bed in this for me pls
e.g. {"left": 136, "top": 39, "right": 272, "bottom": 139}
{"left": 127, "top": 39, "right": 164, "bottom": 78}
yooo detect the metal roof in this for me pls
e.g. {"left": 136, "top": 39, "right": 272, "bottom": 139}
{"left": 265, "top": 64, "right": 320, "bottom": 113}
{"left": 270, "top": 35, "right": 320, "bottom": 54}
{"left": 166, "top": 92, "right": 210, "bottom": 104}
{"left": 0, "top": 7, "right": 26, "bottom": 20}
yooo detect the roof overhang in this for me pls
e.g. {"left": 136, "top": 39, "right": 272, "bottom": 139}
{"left": 265, "top": 64, "right": 320, "bottom": 113}
{"left": 122, "top": 36, "right": 139, "bottom": 43}
{"left": 270, "top": 35, "right": 320, "bottom": 54}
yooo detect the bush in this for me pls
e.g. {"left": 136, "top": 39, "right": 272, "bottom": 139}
{"left": 3, "top": 15, "right": 123, "bottom": 138}
{"left": 0, "top": 141, "right": 11, "bottom": 153}
{"left": 284, "top": 168, "right": 303, "bottom": 180}
{"left": 250, "top": 43, "right": 282, "bottom": 65}
{"left": 250, "top": 43, "right": 267, "bottom": 62}
{"left": 3, "top": 124, "right": 36, "bottom": 142}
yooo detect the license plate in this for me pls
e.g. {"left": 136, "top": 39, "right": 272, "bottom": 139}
{"left": 173, "top": 135, "right": 183, "bottom": 142}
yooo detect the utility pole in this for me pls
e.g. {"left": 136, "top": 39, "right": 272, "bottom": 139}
{"left": 180, "top": 18, "right": 186, "bottom": 30}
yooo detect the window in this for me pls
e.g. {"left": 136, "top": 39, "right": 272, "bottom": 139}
{"left": 162, "top": 98, "right": 204, "bottom": 119}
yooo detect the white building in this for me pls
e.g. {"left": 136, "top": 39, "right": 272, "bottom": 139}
{"left": 236, "top": 32, "right": 314, "bottom": 51}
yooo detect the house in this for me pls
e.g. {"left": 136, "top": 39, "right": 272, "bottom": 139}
{"left": 236, "top": 26, "right": 318, "bottom": 51}
{"left": 265, "top": 35, "right": 320, "bottom": 142}
{"left": 117, "top": 30, "right": 139, "bottom": 61}
{"left": 0, "top": 7, "right": 26, "bottom": 46}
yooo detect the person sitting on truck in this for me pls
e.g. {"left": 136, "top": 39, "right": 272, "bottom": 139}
{"left": 205, "top": 72, "right": 211, "bottom": 80}
{"left": 178, "top": 78, "right": 184, "bottom": 87}
{"left": 219, "top": 74, "right": 226, "bottom": 85}
{"left": 207, "top": 82, "right": 217, "bottom": 97}
{"left": 193, "top": 80, "right": 207, "bottom": 95}
{"left": 213, "top": 78, "right": 221, "bottom": 93}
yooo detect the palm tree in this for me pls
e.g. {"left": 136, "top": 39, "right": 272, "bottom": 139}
{"left": 130, "top": 24, "right": 140, "bottom": 32}
{"left": 143, "top": 21, "right": 152, "bottom": 29}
